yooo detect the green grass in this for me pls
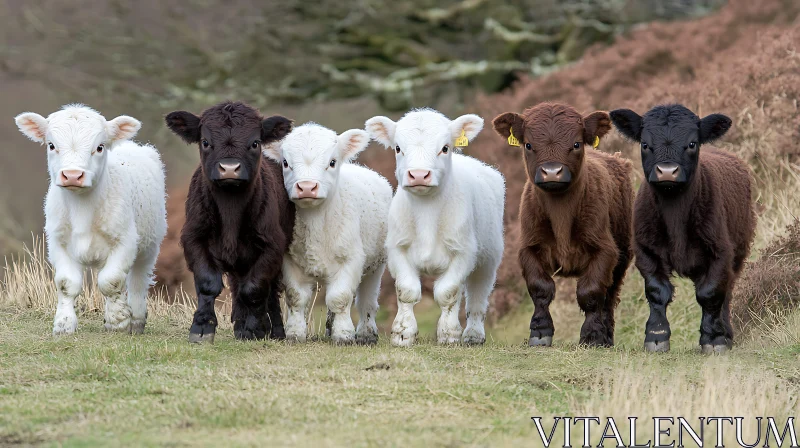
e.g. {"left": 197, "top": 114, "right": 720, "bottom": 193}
{"left": 1, "top": 305, "right": 798, "bottom": 447}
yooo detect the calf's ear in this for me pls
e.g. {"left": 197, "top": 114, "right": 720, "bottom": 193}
{"left": 262, "top": 115, "right": 293, "bottom": 143}
{"left": 583, "top": 111, "right": 612, "bottom": 143}
{"left": 492, "top": 112, "right": 524, "bottom": 145}
{"left": 364, "top": 116, "right": 396, "bottom": 148}
{"left": 262, "top": 141, "right": 283, "bottom": 163}
{"left": 337, "top": 129, "right": 370, "bottom": 162}
{"left": 165, "top": 111, "right": 201, "bottom": 144}
{"left": 699, "top": 113, "right": 732, "bottom": 144}
{"left": 107, "top": 115, "right": 141, "bottom": 142}
{"left": 15, "top": 112, "right": 48, "bottom": 143}
{"left": 450, "top": 114, "right": 484, "bottom": 144}
{"left": 609, "top": 109, "right": 642, "bottom": 141}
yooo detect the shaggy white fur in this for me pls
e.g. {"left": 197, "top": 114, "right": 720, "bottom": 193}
{"left": 366, "top": 109, "right": 505, "bottom": 346}
{"left": 15, "top": 104, "right": 167, "bottom": 336}
{"left": 265, "top": 123, "right": 392, "bottom": 344}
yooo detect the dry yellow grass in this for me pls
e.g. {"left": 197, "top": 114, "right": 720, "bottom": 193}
{"left": 571, "top": 357, "right": 799, "bottom": 446}
{"left": 0, "top": 235, "right": 231, "bottom": 332}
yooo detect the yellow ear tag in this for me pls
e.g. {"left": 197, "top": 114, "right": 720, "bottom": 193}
{"left": 592, "top": 136, "right": 600, "bottom": 148}
{"left": 508, "top": 129, "right": 521, "bottom": 147}
{"left": 455, "top": 129, "right": 469, "bottom": 147}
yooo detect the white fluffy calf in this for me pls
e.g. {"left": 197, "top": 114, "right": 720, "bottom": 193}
{"left": 366, "top": 109, "right": 505, "bottom": 346}
{"left": 15, "top": 105, "right": 167, "bottom": 335}
{"left": 265, "top": 123, "right": 392, "bottom": 344}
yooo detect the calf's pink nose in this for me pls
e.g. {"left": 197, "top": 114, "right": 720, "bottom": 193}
{"left": 540, "top": 164, "right": 565, "bottom": 182}
{"left": 407, "top": 169, "right": 432, "bottom": 186}
{"left": 296, "top": 181, "right": 319, "bottom": 198}
{"left": 655, "top": 164, "right": 680, "bottom": 182}
{"left": 218, "top": 162, "right": 241, "bottom": 180}
{"left": 60, "top": 170, "right": 85, "bottom": 187}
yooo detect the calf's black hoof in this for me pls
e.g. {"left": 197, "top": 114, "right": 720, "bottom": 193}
{"left": 700, "top": 344, "right": 730, "bottom": 355}
{"left": 529, "top": 336, "right": 553, "bottom": 347}
{"left": 189, "top": 332, "right": 215, "bottom": 344}
{"left": 270, "top": 326, "right": 286, "bottom": 340}
{"left": 234, "top": 328, "right": 268, "bottom": 340}
{"left": 644, "top": 340, "right": 670, "bottom": 352}
{"left": 578, "top": 331, "right": 613, "bottom": 348}
{"left": 234, "top": 315, "right": 268, "bottom": 340}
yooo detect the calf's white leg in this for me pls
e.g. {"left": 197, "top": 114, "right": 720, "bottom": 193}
{"left": 51, "top": 246, "right": 83, "bottom": 336}
{"left": 100, "top": 231, "right": 137, "bottom": 333}
{"left": 389, "top": 250, "right": 421, "bottom": 347}
{"left": 283, "top": 258, "right": 315, "bottom": 342}
{"left": 325, "top": 262, "right": 362, "bottom": 345}
{"left": 355, "top": 263, "right": 384, "bottom": 345}
{"left": 126, "top": 244, "right": 159, "bottom": 335}
{"left": 433, "top": 282, "right": 463, "bottom": 344}
{"left": 462, "top": 263, "right": 496, "bottom": 345}
{"left": 433, "top": 252, "right": 474, "bottom": 344}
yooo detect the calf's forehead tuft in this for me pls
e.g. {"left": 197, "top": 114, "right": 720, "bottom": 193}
{"left": 522, "top": 102, "right": 582, "bottom": 124}
{"left": 395, "top": 109, "right": 452, "bottom": 141}
{"left": 199, "top": 101, "right": 262, "bottom": 129}
{"left": 642, "top": 104, "right": 700, "bottom": 129}
{"left": 46, "top": 106, "right": 107, "bottom": 138}
{"left": 49, "top": 104, "right": 105, "bottom": 124}
{"left": 521, "top": 102, "right": 584, "bottom": 141}
{"left": 284, "top": 123, "right": 337, "bottom": 150}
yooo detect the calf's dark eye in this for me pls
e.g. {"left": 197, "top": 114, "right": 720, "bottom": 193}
{"left": 395, "top": 145, "right": 401, "bottom": 154}
{"left": 48, "top": 142, "right": 55, "bottom": 151}
{"left": 251, "top": 141, "right": 260, "bottom": 149}
{"left": 688, "top": 142, "right": 696, "bottom": 149}
{"left": 641, "top": 142, "right": 649, "bottom": 150}
{"left": 525, "top": 143, "right": 532, "bottom": 150}
{"left": 573, "top": 142, "right": 581, "bottom": 149}
{"left": 442, "top": 145, "right": 449, "bottom": 154}
{"left": 283, "top": 160, "right": 288, "bottom": 168}
{"left": 96, "top": 144, "right": 104, "bottom": 153}
{"left": 329, "top": 159, "right": 336, "bottom": 168}
{"left": 202, "top": 139, "right": 210, "bottom": 148}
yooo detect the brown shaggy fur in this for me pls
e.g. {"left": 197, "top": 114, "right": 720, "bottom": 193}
{"left": 493, "top": 102, "right": 633, "bottom": 346}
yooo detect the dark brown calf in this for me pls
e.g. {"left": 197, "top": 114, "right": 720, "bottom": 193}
{"left": 493, "top": 103, "right": 633, "bottom": 347}
{"left": 611, "top": 104, "right": 755, "bottom": 353}
{"left": 165, "top": 101, "right": 295, "bottom": 343}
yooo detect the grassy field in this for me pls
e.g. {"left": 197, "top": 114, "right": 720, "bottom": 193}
{"left": 1, "top": 271, "right": 798, "bottom": 446}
